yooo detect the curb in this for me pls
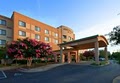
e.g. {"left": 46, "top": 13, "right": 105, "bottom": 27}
{"left": 113, "top": 76, "right": 120, "bottom": 83}
{"left": 18, "top": 63, "right": 67, "bottom": 73}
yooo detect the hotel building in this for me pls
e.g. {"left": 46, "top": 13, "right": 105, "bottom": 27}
{"left": 0, "top": 11, "right": 75, "bottom": 50}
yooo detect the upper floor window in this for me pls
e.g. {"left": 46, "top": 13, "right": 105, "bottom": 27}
{"left": 45, "top": 30, "right": 49, "bottom": 34}
{"left": 35, "top": 26, "right": 40, "bottom": 31}
{"left": 63, "top": 35, "right": 67, "bottom": 39}
{"left": 0, "top": 19, "right": 6, "bottom": 26}
{"left": 68, "top": 36, "right": 71, "bottom": 41}
{"left": 45, "top": 37, "right": 49, "bottom": 42}
{"left": 54, "top": 39, "right": 58, "bottom": 44}
{"left": 19, "top": 21, "right": 26, "bottom": 27}
{"left": 19, "top": 31, "right": 26, "bottom": 36}
{"left": 35, "top": 34, "right": 40, "bottom": 40}
{"left": 54, "top": 33, "right": 58, "bottom": 37}
{"left": 0, "top": 29, "right": 6, "bottom": 35}
{"left": 0, "top": 40, "right": 6, "bottom": 45}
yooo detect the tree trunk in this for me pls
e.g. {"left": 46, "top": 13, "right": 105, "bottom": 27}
{"left": 27, "top": 57, "right": 33, "bottom": 67}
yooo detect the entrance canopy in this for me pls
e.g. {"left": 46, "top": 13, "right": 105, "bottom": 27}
{"left": 57, "top": 35, "right": 109, "bottom": 64}
{"left": 58, "top": 35, "right": 108, "bottom": 49}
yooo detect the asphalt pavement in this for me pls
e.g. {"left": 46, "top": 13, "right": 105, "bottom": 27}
{"left": 0, "top": 61, "right": 120, "bottom": 83}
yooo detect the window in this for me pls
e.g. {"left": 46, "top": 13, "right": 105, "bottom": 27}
{"left": 19, "top": 21, "right": 26, "bottom": 27}
{"left": 68, "top": 36, "right": 71, "bottom": 41}
{"left": 63, "top": 35, "right": 67, "bottom": 39}
{"left": 45, "top": 30, "right": 49, "bottom": 34}
{"left": 19, "top": 31, "right": 26, "bottom": 36}
{"left": 35, "top": 26, "right": 40, "bottom": 31}
{"left": 0, "top": 19, "right": 6, "bottom": 25}
{"left": 0, "top": 29, "right": 6, "bottom": 35}
{"left": 0, "top": 40, "right": 6, "bottom": 45}
{"left": 63, "top": 41, "right": 67, "bottom": 43}
{"left": 45, "top": 37, "right": 49, "bottom": 42}
{"left": 35, "top": 34, "right": 40, "bottom": 40}
{"left": 54, "top": 33, "right": 58, "bottom": 37}
{"left": 54, "top": 39, "right": 58, "bottom": 44}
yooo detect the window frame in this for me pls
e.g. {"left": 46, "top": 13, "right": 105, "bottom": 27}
{"left": 45, "top": 29, "right": 49, "bottom": 34}
{"left": 19, "top": 31, "right": 26, "bottom": 36}
{"left": 0, "top": 19, "right": 6, "bottom": 26}
{"left": 0, "top": 29, "right": 6, "bottom": 35}
{"left": 35, "top": 26, "right": 40, "bottom": 31}
{"left": 54, "top": 39, "right": 58, "bottom": 44}
{"left": 19, "top": 21, "right": 26, "bottom": 27}
{"left": 35, "top": 34, "right": 40, "bottom": 40}
{"left": 45, "top": 37, "right": 49, "bottom": 42}
{"left": 54, "top": 33, "right": 58, "bottom": 37}
{"left": 0, "top": 39, "right": 6, "bottom": 45}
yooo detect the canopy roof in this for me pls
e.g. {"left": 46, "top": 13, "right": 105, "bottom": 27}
{"left": 58, "top": 35, "right": 108, "bottom": 50}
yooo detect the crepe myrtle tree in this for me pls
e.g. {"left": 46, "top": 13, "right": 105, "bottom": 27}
{"left": 7, "top": 38, "right": 55, "bottom": 66}
{"left": 83, "top": 51, "right": 95, "bottom": 60}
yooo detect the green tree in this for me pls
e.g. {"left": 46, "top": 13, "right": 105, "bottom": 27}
{"left": 109, "top": 26, "right": 120, "bottom": 45}
{"left": 111, "top": 52, "right": 120, "bottom": 63}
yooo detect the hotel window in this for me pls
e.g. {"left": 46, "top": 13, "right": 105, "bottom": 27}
{"left": 19, "top": 21, "right": 26, "bottom": 27}
{"left": 0, "top": 29, "right": 6, "bottom": 35}
{"left": 0, "top": 40, "right": 6, "bottom": 45}
{"left": 45, "top": 37, "right": 49, "bottom": 42}
{"left": 68, "top": 36, "right": 71, "bottom": 41}
{"left": 35, "top": 34, "right": 40, "bottom": 40}
{"left": 54, "top": 39, "right": 58, "bottom": 44}
{"left": 54, "top": 33, "right": 58, "bottom": 37}
{"left": 63, "top": 35, "right": 67, "bottom": 39}
{"left": 0, "top": 19, "right": 6, "bottom": 26}
{"left": 35, "top": 26, "right": 40, "bottom": 31}
{"left": 19, "top": 31, "right": 26, "bottom": 36}
{"left": 45, "top": 30, "right": 49, "bottom": 34}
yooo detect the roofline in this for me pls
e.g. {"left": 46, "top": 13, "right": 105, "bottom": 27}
{"left": 99, "top": 35, "right": 109, "bottom": 45}
{"left": 0, "top": 15, "right": 12, "bottom": 21}
{"left": 12, "top": 11, "right": 57, "bottom": 29}
{"left": 58, "top": 35, "right": 99, "bottom": 45}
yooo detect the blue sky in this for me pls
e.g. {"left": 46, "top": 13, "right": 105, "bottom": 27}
{"left": 0, "top": 0, "right": 120, "bottom": 52}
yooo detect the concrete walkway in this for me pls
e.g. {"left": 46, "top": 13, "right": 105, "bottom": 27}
{"left": 113, "top": 76, "right": 120, "bottom": 83}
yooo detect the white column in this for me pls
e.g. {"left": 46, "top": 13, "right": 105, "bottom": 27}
{"left": 94, "top": 41, "right": 99, "bottom": 64}
{"left": 104, "top": 47, "right": 108, "bottom": 61}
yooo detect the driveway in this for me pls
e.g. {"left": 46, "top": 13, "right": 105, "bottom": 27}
{"left": 0, "top": 61, "right": 120, "bottom": 83}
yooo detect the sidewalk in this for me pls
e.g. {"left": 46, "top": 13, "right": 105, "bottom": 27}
{"left": 18, "top": 63, "right": 67, "bottom": 72}
{"left": 0, "top": 65, "right": 25, "bottom": 71}
{"left": 113, "top": 76, "right": 120, "bottom": 83}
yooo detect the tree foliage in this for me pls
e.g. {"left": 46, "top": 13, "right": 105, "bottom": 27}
{"left": 7, "top": 38, "right": 55, "bottom": 66}
{"left": 83, "top": 51, "right": 94, "bottom": 60}
{"left": 111, "top": 52, "right": 120, "bottom": 64}
{"left": 109, "top": 26, "right": 120, "bottom": 45}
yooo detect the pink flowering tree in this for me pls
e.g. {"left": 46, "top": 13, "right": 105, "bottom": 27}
{"left": 7, "top": 38, "right": 55, "bottom": 66}
{"left": 83, "top": 51, "right": 95, "bottom": 60}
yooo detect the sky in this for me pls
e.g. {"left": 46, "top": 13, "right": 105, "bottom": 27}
{"left": 0, "top": 0, "right": 120, "bottom": 53}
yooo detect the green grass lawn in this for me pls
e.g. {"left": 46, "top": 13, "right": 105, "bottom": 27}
{"left": 91, "top": 61, "right": 109, "bottom": 66}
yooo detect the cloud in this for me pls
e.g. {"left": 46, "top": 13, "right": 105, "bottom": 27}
{"left": 75, "top": 16, "right": 120, "bottom": 52}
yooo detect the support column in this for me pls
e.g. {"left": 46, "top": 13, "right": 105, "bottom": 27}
{"left": 68, "top": 52, "right": 71, "bottom": 63}
{"left": 94, "top": 41, "right": 99, "bottom": 64}
{"left": 104, "top": 46, "right": 108, "bottom": 61}
{"left": 60, "top": 46, "right": 64, "bottom": 63}
{"left": 75, "top": 50, "right": 80, "bottom": 63}
{"left": 55, "top": 54, "right": 57, "bottom": 63}
{"left": 75, "top": 51, "right": 78, "bottom": 63}
{"left": 77, "top": 50, "right": 80, "bottom": 62}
